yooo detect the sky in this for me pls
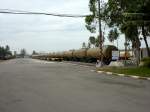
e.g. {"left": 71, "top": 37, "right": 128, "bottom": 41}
{"left": 0, "top": 0, "right": 148, "bottom": 54}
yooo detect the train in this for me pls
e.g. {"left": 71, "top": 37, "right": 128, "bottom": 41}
{"left": 32, "top": 45, "right": 118, "bottom": 65}
{"left": 32, "top": 45, "right": 150, "bottom": 66}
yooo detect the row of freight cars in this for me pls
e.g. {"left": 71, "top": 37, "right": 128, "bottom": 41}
{"left": 32, "top": 45, "right": 121, "bottom": 65}
{"left": 32, "top": 45, "right": 133, "bottom": 65}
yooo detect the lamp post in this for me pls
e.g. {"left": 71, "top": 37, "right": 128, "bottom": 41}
{"left": 97, "top": 0, "right": 103, "bottom": 67}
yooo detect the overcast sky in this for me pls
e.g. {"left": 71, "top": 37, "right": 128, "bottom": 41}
{"left": 0, "top": 0, "right": 148, "bottom": 54}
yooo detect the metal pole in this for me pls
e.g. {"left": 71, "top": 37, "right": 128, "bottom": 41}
{"left": 97, "top": 0, "right": 103, "bottom": 67}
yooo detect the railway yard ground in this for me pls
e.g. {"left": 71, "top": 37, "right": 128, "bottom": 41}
{"left": 0, "top": 58, "right": 150, "bottom": 112}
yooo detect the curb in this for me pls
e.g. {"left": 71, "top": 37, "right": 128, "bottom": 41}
{"left": 96, "top": 70, "right": 150, "bottom": 81}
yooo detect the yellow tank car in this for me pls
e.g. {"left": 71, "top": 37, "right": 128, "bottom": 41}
{"left": 87, "top": 45, "right": 118, "bottom": 64}
{"left": 55, "top": 52, "right": 63, "bottom": 58}
{"left": 119, "top": 51, "right": 131, "bottom": 60}
{"left": 63, "top": 50, "right": 73, "bottom": 58}
{"left": 73, "top": 49, "right": 87, "bottom": 58}
{"left": 63, "top": 50, "right": 74, "bottom": 61}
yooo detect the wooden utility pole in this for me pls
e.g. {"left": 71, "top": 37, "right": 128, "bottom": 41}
{"left": 97, "top": 0, "right": 103, "bottom": 67}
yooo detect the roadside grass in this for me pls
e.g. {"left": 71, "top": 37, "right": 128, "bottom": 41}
{"left": 97, "top": 67, "right": 150, "bottom": 77}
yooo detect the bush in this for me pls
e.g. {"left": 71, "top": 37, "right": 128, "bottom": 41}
{"left": 141, "top": 57, "right": 150, "bottom": 68}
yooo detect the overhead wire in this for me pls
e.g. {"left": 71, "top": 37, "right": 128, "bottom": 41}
{"left": 0, "top": 9, "right": 89, "bottom": 18}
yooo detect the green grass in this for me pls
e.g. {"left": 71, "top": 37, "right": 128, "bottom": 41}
{"left": 97, "top": 67, "right": 150, "bottom": 77}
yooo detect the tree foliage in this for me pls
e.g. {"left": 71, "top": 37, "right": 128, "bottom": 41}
{"left": 20, "top": 49, "right": 26, "bottom": 58}
{"left": 89, "top": 36, "right": 96, "bottom": 46}
{"left": 85, "top": 0, "right": 107, "bottom": 33}
{"left": 107, "top": 28, "right": 119, "bottom": 42}
{"left": 0, "top": 45, "right": 12, "bottom": 60}
{"left": 82, "top": 42, "right": 87, "bottom": 49}
{"left": 32, "top": 50, "right": 38, "bottom": 55}
{"left": 86, "top": 0, "right": 150, "bottom": 58}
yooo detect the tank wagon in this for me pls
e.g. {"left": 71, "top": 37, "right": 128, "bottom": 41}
{"left": 63, "top": 50, "right": 74, "bottom": 61}
{"left": 62, "top": 45, "right": 117, "bottom": 64}
{"left": 32, "top": 45, "right": 118, "bottom": 65}
{"left": 31, "top": 54, "right": 43, "bottom": 60}
{"left": 87, "top": 45, "right": 117, "bottom": 64}
{"left": 119, "top": 51, "right": 131, "bottom": 60}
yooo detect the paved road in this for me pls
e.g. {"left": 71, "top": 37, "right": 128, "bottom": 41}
{"left": 0, "top": 58, "right": 150, "bottom": 112}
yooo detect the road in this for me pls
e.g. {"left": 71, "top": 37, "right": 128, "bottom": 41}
{"left": 0, "top": 58, "right": 150, "bottom": 112}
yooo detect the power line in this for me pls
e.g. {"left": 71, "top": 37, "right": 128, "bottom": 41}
{"left": 0, "top": 9, "right": 89, "bottom": 18}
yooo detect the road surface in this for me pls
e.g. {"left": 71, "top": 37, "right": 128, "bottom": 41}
{"left": 0, "top": 58, "right": 150, "bottom": 112}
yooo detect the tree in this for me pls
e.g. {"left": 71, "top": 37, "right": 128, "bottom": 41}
{"left": 123, "top": 0, "right": 150, "bottom": 57}
{"left": 87, "top": 42, "right": 91, "bottom": 48}
{"left": 0, "top": 45, "right": 12, "bottom": 59}
{"left": 5, "top": 45, "right": 11, "bottom": 55}
{"left": 107, "top": 28, "right": 119, "bottom": 42}
{"left": 104, "top": 0, "right": 142, "bottom": 64}
{"left": 103, "top": 0, "right": 149, "bottom": 63}
{"left": 86, "top": 0, "right": 150, "bottom": 64}
{"left": 82, "top": 42, "right": 87, "bottom": 49}
{"left": 85, "top": 0, "right": 106, "bottom": 33}
{"left": 20, "top": 49, "right": 26, "bottom": 58}
{"left": 32, "top": 50, "right": 37, "bottom": 55}
{"left": 95, "top": 35, "right": 99, "bottom": 47}
{"left": 0, "top": 47, "right": 5, "bottom": 59}
{"left": 14, "top": 51, "right": 17, "bottom": 56}
{"left": 5, "top": 45, "right": 10, "bottom": 52}
{"left": 89, "top": 36, "right": 96, "bottom": 47}
{"left": 121, "top": 23, "right": 141, "bottom": 65}
{"left": 141, "top": 23, "right": 150, "bottom": 57}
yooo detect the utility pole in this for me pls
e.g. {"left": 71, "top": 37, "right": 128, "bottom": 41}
{"left": 97, "top": 0, "right": 103, "bottom": 67}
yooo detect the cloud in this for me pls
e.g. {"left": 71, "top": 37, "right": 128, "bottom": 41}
{"left": 1, "top": 0, "right": 140, "bottom": 54}
{"left": 0, "top": 0, "right": 92, "bottom": 53}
